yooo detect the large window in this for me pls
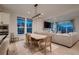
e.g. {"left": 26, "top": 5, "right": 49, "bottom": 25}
{"left": 17, "top": 17, "right": 25, "bottom": 34}
{"left": 26, "top": 18, "right": 32, "bottom": 33}
{"left": 57, "top": 20, "right": 74, "bottom": 33}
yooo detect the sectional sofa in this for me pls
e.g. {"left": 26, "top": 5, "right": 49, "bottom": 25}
{"left": 34, "top": 31, "right": 79, "bottom": 48}
{"left": 52, "top": 32, "right": 79, "bottom": 48}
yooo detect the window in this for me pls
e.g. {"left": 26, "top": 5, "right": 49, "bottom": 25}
{"left": 57, "top": 20, "right": 74, "bottom": 33}
{"left": 17, "top": 17, "right": 25, "bottom": 34}
{"left": 26, "top": 18, "right": 32, "bottom": 33}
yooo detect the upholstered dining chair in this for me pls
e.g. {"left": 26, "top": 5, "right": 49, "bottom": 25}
{"left": 38, "top": 36, "right": 52, "bottom": 54}
{"left": 26, "top": 33, "right": 31, "bottom": 45}
{"left": 10, "top": 33, "right": 19, "bottom": 43}
{"left": 26, "top": 33, "right": 34, "bottom": 48}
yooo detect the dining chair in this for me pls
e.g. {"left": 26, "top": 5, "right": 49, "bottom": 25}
{"left": 26, "top": 34, "right": 31, "bottom": 45}
{"left": 26, "top": 33, "right": 35, "bottom": 48}
{"left": 10, "top": 33, "right": 19, "bottom": 43}
{"left": 38, "top": 36, "right": 52, "bottom": 54}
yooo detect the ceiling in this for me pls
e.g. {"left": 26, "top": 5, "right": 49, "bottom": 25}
{"left": 1, "top": 4, "right": 79, "bottom": 20}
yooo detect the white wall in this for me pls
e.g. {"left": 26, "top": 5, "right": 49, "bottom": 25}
{"left": 9, "top": 12, "right": 79, "bottom": 40}
{"left": 32, "top": 17, "right": 79, "bottom": 33}
{"left": 32, "top": 18, "right": 53, "bottom": 33}
{"left": 32, "top": 19, "right": 44, "bottom": 33}
{"left": 74, "top": 18, "right": 79, "bottom": 32}
{"left": 10, "top": 13, "right": 50, "bottom": 39}
{"left": 9, "top": 13, "right": 27, "bottom": 40}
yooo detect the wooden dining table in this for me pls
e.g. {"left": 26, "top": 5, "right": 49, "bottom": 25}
{"left": 28, "top": 33, "right": 51, "bottom": 54}
{"left": 30, "top": 33, "right": 47, "bottom": 40}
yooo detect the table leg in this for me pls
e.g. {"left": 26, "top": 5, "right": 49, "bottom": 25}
{"left": 45, "top": 39, "right": 46, "bottom": 55}
{"left": 50, "top": 40, "right": 51, "bottom": 52}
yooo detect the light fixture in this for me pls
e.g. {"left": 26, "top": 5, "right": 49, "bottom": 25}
{"left": 32, "top": 4, "right": 41, "bottom": 19}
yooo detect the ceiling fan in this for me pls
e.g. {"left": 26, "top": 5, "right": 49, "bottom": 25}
{"left": 32, "top": 4, "right": 41, "bottom": 19}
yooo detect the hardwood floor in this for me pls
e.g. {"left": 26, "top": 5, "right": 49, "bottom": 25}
{"left": 8, "top": 39, "right": 79, "bottom": 55}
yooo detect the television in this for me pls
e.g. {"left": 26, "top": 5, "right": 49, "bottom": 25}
{"left": 44, "top": 21, "right": 51, "bottom": 28}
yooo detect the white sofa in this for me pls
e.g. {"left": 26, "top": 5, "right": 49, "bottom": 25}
{"left": 0, "top": 35, "right": 9, "bottom": 55}
{"left": 52, "top": 32, "right": 79, "bottom": 48}
{"left": 34, "top": 31, "right": 79, "bottom": 48}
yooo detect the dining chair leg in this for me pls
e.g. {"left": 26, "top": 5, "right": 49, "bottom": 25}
{"left": 38, "top": 41, "right": 40, "bottom": 50}
{"left": 50, "top": 39, "right": 52, "bottom": 52}
{"left": 50, "top": 42, "right": 51, "bottom": 52}
{"left": 44, "top": 40, "right": 46, "bottom": 55}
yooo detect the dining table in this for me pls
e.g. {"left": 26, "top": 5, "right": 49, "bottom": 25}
{"left": 30, "top": 33, "right": 47, "bottom": 40}
{"left": 28, "top": 33, "right": 52, "bottom": 54}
